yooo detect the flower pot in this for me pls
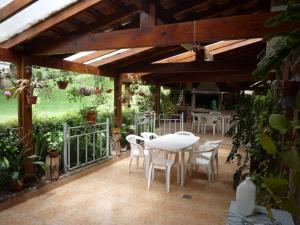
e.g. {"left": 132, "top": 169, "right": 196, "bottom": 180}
{"left": 48, "top": 150, "right": 59, "bottom": 158}
{"left": 86, "top": 111, "right": 96, "bottom": 124}
{"left": 10, "top": 178, "right": 24, "bottom": 192}
{"left": 106, "top": 89, "right": 112, "bottom": 93}
{"left": 57, "top": 81, "right": 68, "bottom": 89}
{"left": 128, "top": 129, "right": 135, "bottom": 134}
{"left": 26, "top": 95, "right": 37, "bottom": 105}
{"left": 95, "top": 87, "right": 101, "bottom": 94}
{"left": 278, "top": 81, "right": 300, "bottom": 96}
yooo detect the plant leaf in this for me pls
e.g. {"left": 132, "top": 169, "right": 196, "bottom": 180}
{"left": 291, "top": 120, "right": 300, "bottom": 129}
{"left": 263, "top": 177, "right": 289, "bottom": 194}
{"left": 282, "top": 198, "right": 300, "bottom": 218}
{"left": 260, "top": 133, "right": 277, "bottom": 155}
{"left": 269, "top": 114, "right": 292, "bottom": 132}
{"left": 281, "top": 149, "right": 300, "bottom": 172}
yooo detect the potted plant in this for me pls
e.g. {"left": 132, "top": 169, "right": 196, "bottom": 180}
{"left": 80, "top": 105, "right": 97, "bottom": 124}
{"left": 106, "top": 88, "right": 112, "bottom": 93}
{"left": 79, "top": 87, "right": 92, "bottom": 96}
{"left": 95, "top": 86, "right": 101, "bottom": 94}
{"left": 44, "top": 131, "right": 64, "bottom": 158}
{"left": 5, "top": 73, "right": 52, "bottom": 105}
{"left": 56, "top": 76, "right": 73, "bottom": 90}
{"left": 0, "top": 132, "right": 44, "bottom": 192}
{"left": 128, "top": 125, "right": 135, "bottom": 134}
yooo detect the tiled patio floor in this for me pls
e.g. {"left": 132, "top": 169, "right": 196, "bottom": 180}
{"left": 0, "top": 143, "right": 236, "bottom": 225}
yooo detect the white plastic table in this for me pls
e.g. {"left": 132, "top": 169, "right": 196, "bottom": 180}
{"left": 145, "top": 133, "right": 200, "bottom": 186}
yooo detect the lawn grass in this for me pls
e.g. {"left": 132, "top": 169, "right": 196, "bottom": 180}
{"left": 0, "top": 75, "right": 114, "bottom": 124}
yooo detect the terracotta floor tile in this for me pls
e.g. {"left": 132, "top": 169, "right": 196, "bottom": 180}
{"left": 0, "top": 144, "right": 236, "bottom": 225}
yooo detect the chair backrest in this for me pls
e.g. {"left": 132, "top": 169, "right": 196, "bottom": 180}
{"left": 141, "top": 132, "right": 158, "bottom": 140}
{"left": 149, "top": 148, "right": 169, "bottom": 167}
{"left": 126, "top": 134, "right": 145, "bottom": 156}
{"left": 189, "top": 144, "right": 217, "bottom": 164}
{"left": 191, "top": 112, "right": 198, "bottom": 122}
{"left": 209, "top": 111, "right": 222, "bottom": 116}
{"left": 203, "top": 140, "right": 223, "bottom": 145}
{"left": 174, "top": 131, "right": 195, "bottom": 136}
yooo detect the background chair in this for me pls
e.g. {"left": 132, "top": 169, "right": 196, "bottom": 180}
{"left": 147, "top": 148, "right": 175, "bottom": 192}
{"left": 202, "top": 140, "right": 223, "bottom": 175}
{"left": 191, "top": 112, "right": 200, "bottom": 133}
{"left": 141, "top": 132, "right": 158, "bottom": 140}
{"left": 126, "top": 134, "right": 146, "bottom": 174}
{"left": 186, "top": 144, "right": 218, "bottom": 186}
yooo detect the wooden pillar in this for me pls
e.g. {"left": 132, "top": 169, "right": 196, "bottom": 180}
{"left": 18, "top": 56, "right": 33, "bottom": 175}
{"left": 114, "top": 74, "right": 122, "bottom": 129}
{"left": 153, "top": 85, "right": 160, "bottom": 116}
{"left": 140, "top": 0, "right": 157, "bottom": 29}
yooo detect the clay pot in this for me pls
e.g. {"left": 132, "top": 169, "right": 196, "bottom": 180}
{"left": 106, "top": 89, "right": 112, "bottom": 93}
{"left": 48, "top": 150, "right": 59, "bottom": 158}
{"left": 95, "top": 87, "right": 101, "bottom": 94}
{"left": 57, "top": 81, "right": 68, "bottom": 89}
{"left": 26, "top": 95, "right": 38, "bottom": 105}
{"left": 86, "top": 111, "right": 96, "bottom": 124}
{"left": 10, "top": 178, "right": 24, "bottom": 192}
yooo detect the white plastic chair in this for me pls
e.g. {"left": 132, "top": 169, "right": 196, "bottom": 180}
{"left": 191, "top": 112, "right": 200, "bottom": 133}
{"left": 174, "top": 131, "right": 195, "bottom": 136}
{"left": 202, "top": 140, "right": 223, "bottom": 175}
{"left": 126, "top": 134, "right": 146, "bottom": 174}
{"left": 209, "top": 112, "right": 223, "bottom": 136}
{"left": 141, "top": 132, "right": 158, "bottom": 140}
{"left": 186, "top": 144, "right": 218, "bottom": 186}
{"left": 147, "top": 149, "right": 175, "bottom": 192}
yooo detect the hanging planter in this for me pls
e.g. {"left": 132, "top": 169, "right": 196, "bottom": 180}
{"left": 27, "top": 95, "right": 38, "bottom": 105}
{"left": 80, "top": 87, "right": 92, "bottom": 96}
{"left": 57, "top": 81, "right": 68, "bottom": 89}
{"left": 139, "top": 92, "right": 145, "bottom": 97}
{"left": 106, "top": 88, "right": 112, "bottom": 93}
{"left": 86, "top": 111, "right": 97, "bottom": 124}
{"left": 278, "top": 80, "right": 300, "bottom": 96}
{"left": 95, "top": 87, "right": 101, "bottom": 94}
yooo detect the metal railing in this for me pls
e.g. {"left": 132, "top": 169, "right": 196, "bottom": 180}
{"left": 63, "top": 119, "right": 109, "bottom": 172}
{"left": 158, "top": 113, "right": 184, "bottom": 135}
{"left": 134, "top": 112, "right": 156, "bottom": 136}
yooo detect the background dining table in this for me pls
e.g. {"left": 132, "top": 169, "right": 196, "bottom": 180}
{"left": 145, "top": 133, "right": 200, "bottom": 186}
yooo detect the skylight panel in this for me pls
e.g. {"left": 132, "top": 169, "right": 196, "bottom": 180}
{"left": 84, "top": 49, "right": 130, "bottom": 64}
{"left": 0, "top": 0, "right": 79, "bottom": 43}
{"left": 64, "top": 51, "right": 96, "bottom": 61}
{"left": 0, "top": 0, "right": 12, "bottom": 9}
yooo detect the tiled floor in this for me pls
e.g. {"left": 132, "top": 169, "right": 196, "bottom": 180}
{"left": 0, "top": 143, "right": 236, "bottom": 225}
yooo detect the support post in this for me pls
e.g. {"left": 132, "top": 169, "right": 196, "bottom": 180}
{"left": 18, "top": 56, "right": 34, "bottom": 176}
{"left": 140, "top": 0, "right": 157, "bottom": 29}
{"left": 114, "top": 74, "right": 122, "bottom": 129}
{"left": 153, "top": 85, "right": 160, "bottom": 121}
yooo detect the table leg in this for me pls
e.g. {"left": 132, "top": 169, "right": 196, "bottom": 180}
{"left": 181, "top": 150, "right": 185, "bottom": 186}
{"left": 222, "top": 117, "right": 225, "bottom": 136}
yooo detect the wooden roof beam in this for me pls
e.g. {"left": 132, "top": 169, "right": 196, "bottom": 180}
{"left": 119, "top": 61, "right": 256, "bottom": 74}
{"left": 0, "top": 0, "right": 37, "bottom": 22}
{"left": 28, "top": 12, "right": 298, "bottom": 55}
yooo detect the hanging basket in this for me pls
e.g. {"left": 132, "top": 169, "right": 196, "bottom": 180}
{"left": 106, "top": 89, "right": 112, "bottom": 93}
{"left": 26, "top": 95, "right": 38, "bottom": 105}
{"left": 95, "top": 87, "right": 101, "bottom": 94}
{"left": 57, "top": 81, "right": 68, "bottom": 89}
{"left": 86, "top": 111, "right": 97, "bottom": 124}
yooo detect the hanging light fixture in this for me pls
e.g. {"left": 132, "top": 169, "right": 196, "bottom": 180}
{"left": 192, "top": 20, "right": 203, "bottom": 53}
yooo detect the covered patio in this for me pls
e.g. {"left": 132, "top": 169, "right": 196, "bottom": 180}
{"left": 0, "top": 0, "right": 299, "bottom": 225}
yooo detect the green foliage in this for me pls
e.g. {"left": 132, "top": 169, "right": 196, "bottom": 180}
{"left": 160, "top": 88, "right": 182, "bottom": 117}
{"left": 260, "top": 133, "right": 277, "bottom": 155}
{"left": 44, "top": 131, "right": 64, "bottom": 151}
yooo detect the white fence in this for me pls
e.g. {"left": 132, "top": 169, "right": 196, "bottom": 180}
{"left": 158, "top": 113, "right": 184, "bottom": 135}
{"left": 63, "top": 119, "right": 109, "bottom": 172}
{"left": 134, "top": 112, "right": 156, "bottom": 135}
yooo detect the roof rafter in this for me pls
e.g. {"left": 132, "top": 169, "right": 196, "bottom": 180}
{"left": 0, "top": 0, "right": 37, "bottom": 22}
{"left": 0, "top": 0, "right": 105, "bottom": 48}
